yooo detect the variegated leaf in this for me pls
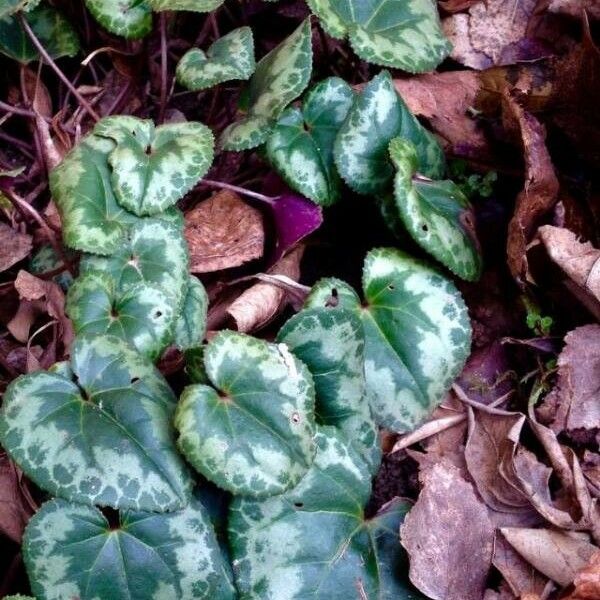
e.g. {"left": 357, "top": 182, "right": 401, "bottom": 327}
{"left": 50, "top": 134, "right": 181, "bottom": 255}
{"left": 229, "top": 427, "right": 419, "bottom": 599}
{"left": 30, "top": 245, "right": 73, "bottom": 291}
{"left": 184, "top": 345, "right": 208, "bottom": 384}
{"left": 0, "top": 335, "right": 192, "bottom": 511}
{"left": 175, "top": 331, "right": 317, "bottom": 497}
{"left": 306, "top": 248, "right": 471, "bottom": 431}
{"left": 306, "top": 0, "right": 450, "bottom": 73}
{"left": 176, "top": 27, "right": 255, "bottom": 91}
{"left": 83, "top": 0, "right": 151, "bottom": 39}
{"left": 334, "top": 70, "right": 445, "bottom": 195}
{"left": 220, "top": 18, "right": 313, "bottom": 151}
{"left": 277, "top": 308, "right": 380, "bottom": 473}
{"left": 0, "top": 4, "right": 79, "bottom": 64}
{"left": 23, "top": 495, "right": 236, "bottom": 600}
{"left": 0, "top": 0, "right": 39, "bottom": 18}
{"left": 66, "top": 271, "right": 176, "bottom": 361}
{"left": 389, "top": 137, "right": 482, "bottom": 281}
{"left": 3, "top": 596, "right": 35, "bottom": 600}
{"left": 174, "top": 275, "right": 208, "bottom": 351}
{"left": 149, "top": 0, "right": 223, "bottom": 12}
{"left": 93, "top": 116, "right": 214, "bottom": 216}
{"left": 266, "top": 77, "right": 353, "bottom": 206}
{"left": 80, "top": 218, "right": 189, "bottom": 308}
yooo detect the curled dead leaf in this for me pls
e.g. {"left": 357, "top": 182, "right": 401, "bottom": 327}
{"left": 226, "top": 245, "right": 305, "bottom": 334}
{"left": 185, "top": 190, "right": 264, "bottom": 273}
{"left": 500, "top": 527, "right": 598, "bottom": 587}
{"left": 504, "top": 93, "right": 559, "bottom": 285}
{"left": 400, "top": 461, "right": 494, "bottom": 600}
{"left": 562, "top": 551, "right": 600, "bottom": 600}
{"left": 0, "top": 453, "right": 35, "bottom": 543}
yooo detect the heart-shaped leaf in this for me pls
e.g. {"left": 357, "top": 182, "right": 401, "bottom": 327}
{"left": 149, "top": 0, "right": 223, "bottom": 12}
{"left": 175, "top": 331, "right": 317, "bottom": 497}
{"left": 93, "top": 116, "right": 214, "bottom": 217}
{"left": 24, "top": 495, "right": 236, "bottom": 600}
{"left": 306, "top": 0, "right": 450, "bottom": 73}
{"left": 83, "top": 0, "right": 151, "bottom": 39}
{"left": 266, "top": 77, "right": 354, "bottom": 206}
{"left": 0, "top": 335, "right": 192, "bottom": 511}
{"left": 176, "top": 27, "right": 255, "bottom": 91}
{"left": 305, "top": 248, "right": 471, "bottom": 431}
{"left": 230, "top": 426, "right": 418, "bottom": 598}
{"left": 220, "top": 18, "right": 313, "bottom": 151}
{"left": 66, "top": 271, "right": 176, "bottom": 361}
{"left": 334, "top": 71, "right": 445, "bottom": 196}
{"left": 50, "top": 134, "right": 181, "bottom": 255}
{"left": 80, "top": 218, "right": 189, "bottom": 307}
{"left": 389, "top": 137, "right": 482, "bottom": 281}
{"left": 277, "top": 307, "right": 380, "bottom": 473}
{"left": 174, "top": 275, "right": 208, "bottom": 351}
{"left": 0, "top": 4, "right": 79, "bottom": 63}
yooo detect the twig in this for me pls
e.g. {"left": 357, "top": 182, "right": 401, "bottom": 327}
{"left": 158, "top": 12, "right": 169, "bottom": 124}
{"left": 0, "top": 99, "right": 37, "bottom": 119}
{"left": 200, "top": 179, "right": 279, "bottom": 204}
{"left": 18, "top": 13, "right": 100, "bottom": 122}
{"left": 452, "top": 384, "right": 516, "bottom": 416}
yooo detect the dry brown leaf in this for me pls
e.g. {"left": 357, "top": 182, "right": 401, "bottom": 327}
{"left": 438, "top": 0, "right": 482, "bottom": 13}
{"left": 442, "top": 0, "right": 537, "bottom": 69}
{"left": 392, "top": 72, "right": 490, "bottom": 159}
{"left": 185, "top": 190, "right": 264, "bottom": 273}
{"left": 500, "top": 528, "right": 598, "bottom": 587}
{"left": 8, "top": 270, "right": 74, "bottom": 347}
{"left": 0, "top": 453, "right": 34, "bottom": 543}
{"left": 537, "top": 324, "right": 600, "bottom": 434}
{"left": 582, "top": 452, "right": 600, "bottom": 499}
{"left": 226, "top": 245, "right": 304, "bottom": 334}
{"left": 400, "top": 461, "right": 494, "bottom": 600}
{"left": 538, "top": 226, "right": 600, "bottom": 317}
{"left": 505, "top": 94, "right": 559, "bottom": 285}
{"left": 0, "top": 222, "right": 32, "bottom": 273}
{"left": 562, "top": 551, "right": 600, "bottom": 599}
{"left": 492, "top": 533, "right": 549, "bottom": 598}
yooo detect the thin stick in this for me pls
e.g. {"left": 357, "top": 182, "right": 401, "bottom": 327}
{"left": 452, "top": 384, "right": 516, "bottom": 416}
{"left": 0, "top": 99, "right": 37, "bottom": 119}
{"left": 18, "top": 13, "right": 100, "bottom": 122}
{"left": 158, "top": 12, "right": 168, "bottom": 124}
{"left": 200, "top": 179, "right": 279, "bottom": 204}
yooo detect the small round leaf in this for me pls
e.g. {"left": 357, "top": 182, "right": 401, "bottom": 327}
{"left": 83, "top": 0, "right": 151, "bottom": 40}
{"left": 66, "top": 271, "right": 176, "bottom": 360}
{"left": 176, "top": 27, "right": 255, "bottom": 91}
{"left": 24, "top": 496, "right": 235, "bottom": 600}
{"left": 175, "top": 331, "right": 317, "bottom": 497}
{"left": 94, "top": 116, "right": 214, "bottom": 217}
{"left": 0, "top": 335, "right": 193, "bottom": 512}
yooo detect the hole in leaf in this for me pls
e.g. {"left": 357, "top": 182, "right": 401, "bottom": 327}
{"left": 144, "top": 145, "right": 152, "bottom": 155}
{"left": 130, "top": 377, "right": 140, "bottom": 384}
{"left": 325, "top": 288, "right": 338, "bottom": 308}
{"left": 388, "top": 284, "right": 395, "bottom": 290}
{"left": 154, "top": 310, "right": 162, "bottom": 318}
{"left": 421, "top": 224, "right": 429, "bottom": 232}
{"left": 294, "top": 502, "right": 304, "bottom": 508}
{"left": 291, "top": 412, "right": 300, "bottom": 424}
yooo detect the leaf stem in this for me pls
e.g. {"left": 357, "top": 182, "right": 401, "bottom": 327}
{"left": 158, "top": 12, "right": 168, "bottom": 124}
{"left": 200, "top": 179, "right": 279, "bottom": 204}
{"left": 18, "top": 13, "right": 100, "bottom": 122}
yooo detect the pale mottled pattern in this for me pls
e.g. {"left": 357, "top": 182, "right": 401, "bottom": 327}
{"left": 0, "top": 336, "right": 192, "bottom": 511}
{"left": 175, "top": 331, "right": 317, "bottom": 497}
{"left": 94, "top": 116, "right": 214, "bottom": 216}
{"left": 277, "top": 308, "right": 381, "bottom": 473}
{"left": 23, "top": 497, "right": 235, "bottom": 599}
{"left": 307, "top": 0, "right": 450, "bottom": 72}
{"left": 229, "top": 427, "right": 414, "bottom": 598}
{"left": 334, "top": 70, "right": 444, "bottom": 196}
{"left": 220, "top": 18, "right": 313, "bottom": 151}
{"left": 149, "top": 0, "right": 223, "bottom": 12}
{"left": 84, "top": 0, "right": 151, "bottom": 39}
{"left": 66, "top": 270, "right": 176, "bottom": 360}
{"left": 176, "top": 27, "right": 255, "bottom": 91}
{"left": 174, "top": 275, "right": 208, "bottom": 350}
{"left": 266, "top": 77, "right": 354, "bottom": 206}
{"left": 390, "top": 137, "right": 482, "bottom": 281}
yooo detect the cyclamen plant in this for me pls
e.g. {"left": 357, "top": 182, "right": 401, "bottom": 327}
{"left": 0, "top": 8, "right": 479, "bottom": 600}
